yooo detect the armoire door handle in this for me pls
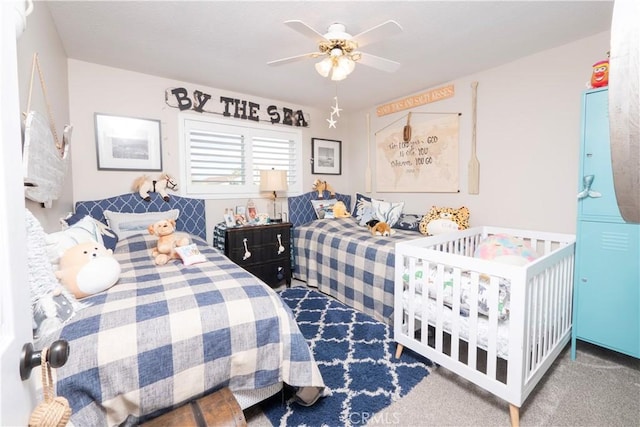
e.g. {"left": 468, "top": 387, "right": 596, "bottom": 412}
{"left": 577, "top": 175, "right": 602, "bottom": 199}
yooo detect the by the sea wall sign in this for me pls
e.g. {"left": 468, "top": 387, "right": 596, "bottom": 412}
{"left": 166, "top": 87, "right": 309, "bottom": 127}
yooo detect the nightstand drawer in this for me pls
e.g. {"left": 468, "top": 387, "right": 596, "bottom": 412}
{"left": 222, "top": 223, "right": 292, "bottom": 287}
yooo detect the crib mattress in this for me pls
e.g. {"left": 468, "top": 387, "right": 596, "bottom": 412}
{"left": 402, "top": 291, "right": 510, "bottom": 359}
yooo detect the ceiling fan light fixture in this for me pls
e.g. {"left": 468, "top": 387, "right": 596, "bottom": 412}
{"left": 329, "top": 47, "right": 343, "bottom": 57}
{"left": 315, "top": 58, "right": 333, "bottom": 77}
{"left": 329, "top": 56, "right": 355, "bottom": 81}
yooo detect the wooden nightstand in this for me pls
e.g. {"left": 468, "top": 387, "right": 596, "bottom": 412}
{"left": 223, "top": 222, "right": 292, "bottom": 288}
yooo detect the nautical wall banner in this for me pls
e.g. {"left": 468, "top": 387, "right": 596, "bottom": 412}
{"left": 375, "top": 113, "right": 460, "bottom": 192}
{"left": 376, "top": 84, "right": 455, "bottom": 117}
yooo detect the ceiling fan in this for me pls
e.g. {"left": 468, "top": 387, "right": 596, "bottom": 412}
{"left": 267, "top": 20, "right": 403, "bottom": 81}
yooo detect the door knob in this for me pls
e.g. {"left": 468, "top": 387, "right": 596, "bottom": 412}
{"left": 20, "top": 340, "right": 69, "bottom": 380}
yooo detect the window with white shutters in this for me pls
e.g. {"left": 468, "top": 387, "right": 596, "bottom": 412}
{"left": 180, "top": 115, "right": 302, "bottom": 198}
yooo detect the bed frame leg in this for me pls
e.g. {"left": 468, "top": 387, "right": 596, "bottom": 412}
{"left": 395, "top": 344, "right": 404, "bottom": 359}
{"left": 509, "top": 404, "right": 519, "bottom": 427}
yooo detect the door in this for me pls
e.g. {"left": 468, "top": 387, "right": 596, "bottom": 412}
{"left": 574, "top": 221, "right": 640, "bottom": 357}
{"left": 0, "top": 1, "right": 38, "bottom": 424}
{"left": 578, "top": 89, "right": 625, "bottom": 223}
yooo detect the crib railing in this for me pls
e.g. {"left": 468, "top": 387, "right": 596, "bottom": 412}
{"left": 394, "top": 226, "right": 575, "bottom": 425}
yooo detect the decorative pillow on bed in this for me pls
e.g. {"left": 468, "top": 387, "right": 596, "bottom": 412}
{"left": 62, "top": 213, "right": 118, "bottom": 251}
{"left": 104, "top": 209, "right": 179, "bottom": 239}
{"left": 371, "top": 199, "right": 404, "bottom": 227}
{"left": 392, "top": 213, "right": 423, "bottom": 232}
{"left": 26, "top": 209, "right": 84, "bottom": 344}
{"left": 310, "top": 199, "right": 338, "bottom": 219}
{"left": 352, "top": 193, "right": 375, "bottom": 226}
{"left": 474, "top": 234, "right": 539, "bottom": 266}
{"left": 46, "top": 215, "right": 107, "bottom": 267}
{"left": 419, "top": 206, "right": 470, "bottom": 236}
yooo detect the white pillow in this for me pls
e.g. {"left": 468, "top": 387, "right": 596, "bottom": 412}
{"left": 371, "top": 199, "right": 404, "bottom": 227}
{"left": 46, "top": 215, "right": 104, "bottom": 267}
{"left": 104, "top": 209, "right": 180, "bottom": 239}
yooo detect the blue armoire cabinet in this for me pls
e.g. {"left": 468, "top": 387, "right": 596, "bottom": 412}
{"left": 571, "top": 87, "right": 640, "bottom": 359}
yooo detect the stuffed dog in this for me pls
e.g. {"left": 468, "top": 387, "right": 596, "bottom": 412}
{"left": 148, "top": 219, "right": 190, "bottom": 265}
{"left": 366, "top": 219, "right": 394, "bottom": 236}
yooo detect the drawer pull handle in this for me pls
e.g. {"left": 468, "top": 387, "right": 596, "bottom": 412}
{"left": 277, "top": 234, "right": 285, "bottom": 255}
{"left": 577, "top": 175, "right": 602, "bottom": 200}
{"left": 242, "top": 238, "right": 251, "bottom": 260}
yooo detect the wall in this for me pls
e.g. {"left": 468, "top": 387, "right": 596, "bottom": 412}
{"left": 67, "top": 61, "right": 350, "bottom": 242}
{"left": 17, "top": 2, "right": 73, "bottom": 232}
{"left": 347, "top": 31, "right": 611, "bottom": 234}
{"left": 67, "top": 31, "right": 610, "bottom": 239}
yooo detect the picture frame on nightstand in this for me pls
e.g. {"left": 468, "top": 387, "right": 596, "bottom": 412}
{"left": 223, "top": 213, "right": 235, "bottom": 227}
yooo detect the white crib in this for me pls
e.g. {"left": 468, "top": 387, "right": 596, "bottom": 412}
{"left": 394, "top": 226, "right": 575, "bottom": 427}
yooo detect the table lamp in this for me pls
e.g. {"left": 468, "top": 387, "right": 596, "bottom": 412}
{"left": 260, "top": 169, "right": 288, "bottom": 221}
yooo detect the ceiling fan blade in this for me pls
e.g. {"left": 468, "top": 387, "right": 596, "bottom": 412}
{"left": 267, "top": 52, "right": 323, "bottom": 66}
{"left": 352, "top": 20, "right": 403, "bottom": 48}
{"left": 356, "top": 52, "right": 401, "bottom": 73}
{"left": 284, "top": 20, "right": 328, "bottom": 43}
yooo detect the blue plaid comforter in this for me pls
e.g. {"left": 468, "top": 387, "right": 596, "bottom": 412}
{"left": 294, "top": 218, "right": 419, "bottom": 324}
{"left": 47, "top": 234, "right": 324, "bottom": 426}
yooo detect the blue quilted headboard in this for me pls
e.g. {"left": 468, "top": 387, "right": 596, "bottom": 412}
{"left": 74, "top": 192, "right": 206, "bottom": 240}
{"left": 288, "top": 191, "right": 351, "bottom": 227}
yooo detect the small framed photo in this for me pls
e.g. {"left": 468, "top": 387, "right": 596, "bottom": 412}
{"left": 234, "top": 214, "right": 246, "bottom": 226}
{"left": 223, "top": 213, "right": 235, "bottom": 227}
{"left": 95, "top": 113, "right": 162, "bottom": 171}
{"left": 247, "top": 206, "right": 258, "bottom": 222}
{"left": 235, "top": 206, "right": 246, "bottom": 216}
{"left": 312, "top": 138, "right": 341, "bottom": 175}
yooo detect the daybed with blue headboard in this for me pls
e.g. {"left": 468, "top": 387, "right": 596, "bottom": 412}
{"left": 37, "top": 192, "right": 325, "bottom": 425}
{"left": 288, "top": 191, "right": 421, "bottom": 324}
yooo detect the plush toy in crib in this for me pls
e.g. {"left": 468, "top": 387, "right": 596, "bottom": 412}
{"left": 55, "top": 241, "right": 121, "bottom": 299}
{"left": 474, "top": 233, "right": 539, "bottom": 266}
{"left": 312, "top": 179, "right": 336, "bottom": 199}
{"left": 331, "top": 201, "right": 351, "bottom": 218}
{"left": 419, "top": 206, "right": 470, "bottom": 236}
{"left": 148, "top": 218, "right": 190, "bottom": 265}
{"left": 366, "top": 219, "right": 394, "bottom": 236}
{"left": 132, "top": 173, "right": 178, "bottom": 202}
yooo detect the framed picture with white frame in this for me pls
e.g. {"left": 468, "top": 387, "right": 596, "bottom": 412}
{"left": 95, "top": 113, "right": 162, "bottom": 171}
{"left": 312, "top": 138, "right": 341, "bottom": 175}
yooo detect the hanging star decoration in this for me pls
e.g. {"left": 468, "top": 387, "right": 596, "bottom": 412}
{"left": 326, "top": 96, "right": 341, "bottom": 128}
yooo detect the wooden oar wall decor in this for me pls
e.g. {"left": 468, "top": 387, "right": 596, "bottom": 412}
{"left": 468, "top": 81, "right": 480, "bottom": 194}
{"left": 403, "top": 112, "right": 412, "bottom": 142}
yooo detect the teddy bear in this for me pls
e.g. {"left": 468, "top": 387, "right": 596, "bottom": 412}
{"left": 331, "top": 201, "right": 351, "bottom": 218}
{"left": 55, "top": 241, "right": 121, "bottom": 299}
{"left": 148, "top": 218, "right": 190, "bottom": 265}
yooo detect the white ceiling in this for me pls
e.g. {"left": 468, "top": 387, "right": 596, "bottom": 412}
{"left": 45, "top": 1, "right": 614, "bottom": 112}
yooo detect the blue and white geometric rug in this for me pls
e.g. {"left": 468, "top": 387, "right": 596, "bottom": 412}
{"left": 261, "top": 287, "right": 432, "bottom": 427}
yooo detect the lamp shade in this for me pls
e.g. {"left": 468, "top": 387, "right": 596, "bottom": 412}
{"left": 315, "top": 58, "right": 333, "bottom": 78}
{"left": 260, "top": 169, "right": 288, "bottom": 193}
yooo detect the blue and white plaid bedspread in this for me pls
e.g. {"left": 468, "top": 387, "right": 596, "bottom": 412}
{"left": 294, "top": 218, "right": 419, "bottom": 324}
{"left": 47, "top": 234, "right": 324, "bottom": 426}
